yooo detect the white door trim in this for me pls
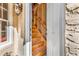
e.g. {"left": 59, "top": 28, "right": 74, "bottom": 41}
{"left": 24, "top": 3, "right": 32, "bottom": 56}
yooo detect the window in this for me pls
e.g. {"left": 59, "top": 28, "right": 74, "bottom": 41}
{"left": 0, "top": 3, "right": 8, "bottom": 43}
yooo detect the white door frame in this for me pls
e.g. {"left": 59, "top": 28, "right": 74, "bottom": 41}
{"left": 24, "top": 3, "right": 65, "bottom": 56}
{"left": 24, "top": 3, "right": 32, "bottom": 56}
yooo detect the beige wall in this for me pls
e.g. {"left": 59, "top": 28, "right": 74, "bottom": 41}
{"left": 13, "top": 4, "right": 18, "bottom": 30}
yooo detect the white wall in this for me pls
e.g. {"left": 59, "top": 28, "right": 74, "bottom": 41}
{"left": 47, "top": 3, "right": 65, "bottom": 56}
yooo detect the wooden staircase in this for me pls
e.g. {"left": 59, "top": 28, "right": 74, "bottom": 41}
{"left": 32, "top": 25, "right": 46, "bottom": 56}
{"left": 32, "top": 3, "right": 46, "bottom": 56}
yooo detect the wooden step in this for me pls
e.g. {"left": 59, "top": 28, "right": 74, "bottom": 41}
{"left": 32, "top": 33, "right": 41, "bottom": 38}
{"left": 32, "top": 28, "right": 39, "bottom": 33}
{"left": 32, "top": 38, "right": 44, "bottom": 45}
{"left": 32, "top": 37, "right": 46, "bottom": 56}
{"left": 32, "top": 41, "right": 44, "bottom": 51}
{"left": 32, "top": 42, "right": 46, "bottom": 52}
{"left": 32, "top": 46, "right": 46, "bottom": 56}
{"left": 32, "top": 26, "right": 37, "bottom": 29}
{"left": 34, "top": 51, "right": 45, "bottom": 56}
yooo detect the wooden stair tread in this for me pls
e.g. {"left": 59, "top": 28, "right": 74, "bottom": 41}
{"left": 32, "top": 50, "right": 45, "bottom": 56}
{"left": 32, "top": 26, "right": 37, "bottom": 28}
{"left": 32, "top": 41, "right": 45, "bottom": 50}
{"left": 32, "top": 29, "right": 39, "bottom": 33}
{"left": 32, "top": 33, "right": 41, "bottom": 38}
{"left": 32, "top": 40, "right": 43, "bottom": 46}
